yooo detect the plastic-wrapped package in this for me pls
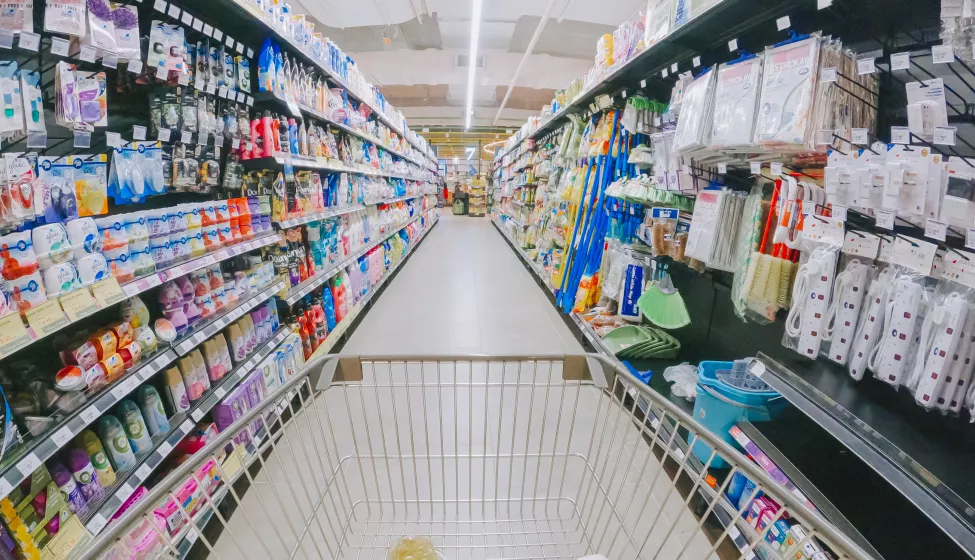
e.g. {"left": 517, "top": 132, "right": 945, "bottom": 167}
{"left": 643, "top": 0, "right": 672, "bottom": 47}
{"left": 821, "top": 252, "right": 876, "bottom": 366}
{"left": 782, "top": 239, "right": 841, "bottom": 359}
{"left": 710, "top": 56, "right": 762, "bottom": 150}
{"left": 908, "top": 287, "right": 973, "bottom": 408}
{"left": 112, "top": 4, "right": 140, "bottom": 60}
{"left": 753, "top": 34, "right": 822, "bottom": 151}
{"left": 45, "top": 0, "right": 87, "bottom": 36}
{"left": 866, "top": 268, "right": 933, "bottom": 388}
{"left": 0, "top": 0, "right": 33, "bottom": 32}
{"left": 86, "top": 0, "right": 118, "bottom": 52}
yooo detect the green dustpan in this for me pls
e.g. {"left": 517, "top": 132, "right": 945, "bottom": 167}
{"left": 618, "top": 327, "right": 681, "bottom": 359}
{"left": 602, "top": 325, "right": 653, "bottom": 355}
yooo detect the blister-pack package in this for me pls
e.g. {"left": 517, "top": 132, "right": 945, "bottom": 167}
{"left": 782, "top": 241, "right": 840, "bottom": 359}
{"left": 45, "top": 0, "right": 86, "bottom": 36}
{"left": 672, "top": 68, "right": 716, "bottom": 155}
{"left": 753, "top": 34, "right": 822, "bottom": 151}
{"left": 820, "top": 237, "right": 880, "bottom": 367}
{"left": 0, "top": 0, "right": 33, "bottom": 33}
{"left": 866, "top": 266, "right": 934, "bottom": 388}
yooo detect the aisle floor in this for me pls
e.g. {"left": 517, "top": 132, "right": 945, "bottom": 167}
{"left": 205, "top": 213, "right": 715, "bottom": 560}
{"left": 342, "top": 212, "right": 584, "bottom": 355}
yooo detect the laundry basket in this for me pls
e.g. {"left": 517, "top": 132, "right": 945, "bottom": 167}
{"left": 691, "top": 360, "right": 788, "bottom": 467}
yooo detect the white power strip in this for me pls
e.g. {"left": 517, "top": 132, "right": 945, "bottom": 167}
{"left": 945, "top": 306, "right": 975, "bottom": 412}
{"left": 823, "top": 259, "right": 870, "bottom": 365}
{"left": 848, "top": 268, "right": 893, "bottom": 380}
{"left": 911, "top": 293, "right": 969, "bottom": 408}
{"left": 785, "top": 247, "right": 837, "bottom": 358}
{"left": 868, "top": 278, "right": 925, "bottom": 387}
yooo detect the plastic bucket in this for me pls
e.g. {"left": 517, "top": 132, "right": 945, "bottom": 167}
{"left": 689, "top": 360, "right": 788, "bottom": 468}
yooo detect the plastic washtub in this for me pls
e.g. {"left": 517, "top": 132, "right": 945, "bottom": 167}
{"left": 689, "top": 360, "right": 788, "bottom": 468}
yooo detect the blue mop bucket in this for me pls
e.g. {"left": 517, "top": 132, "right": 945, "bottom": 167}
{"left": 689, "top": 360, "right": 788, "bottom": 468}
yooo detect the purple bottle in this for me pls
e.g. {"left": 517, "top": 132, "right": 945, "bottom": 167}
{"left": 68, "top": 448, "right": 105, "bottom": 503}
{"left": 49, "top": 461, "right": 88, "bottom": 516}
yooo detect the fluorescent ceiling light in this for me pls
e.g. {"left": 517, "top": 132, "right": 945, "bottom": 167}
{"left": 464, "top": 0, "right": 483, "bottom": 130}
{"left": 453, "top": 157, "right": 459, "bottom": 164}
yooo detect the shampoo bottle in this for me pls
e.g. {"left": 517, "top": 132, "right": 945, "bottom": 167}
{"left": 97, "top": 415, "right": 136, "bottom": 470}
{"left": 78, "top": 429, "right": 116, "bottom": 487}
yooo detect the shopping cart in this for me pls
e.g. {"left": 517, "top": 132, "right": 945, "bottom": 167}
{"left": 78, "top": 354, "right": 874, "bottom": 560}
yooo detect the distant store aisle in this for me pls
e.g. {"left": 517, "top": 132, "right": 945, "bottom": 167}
{"left": 342, "top": 213, "right": 583, "bottom": 355}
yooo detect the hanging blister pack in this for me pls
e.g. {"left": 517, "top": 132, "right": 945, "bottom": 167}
{"left": 909, "top": 289, "right": 971, "bottom": 408}
{"left": 822, "top": 242, "right": 877, "bottom": 366}
{"left": 753, "top": 34, "right": 821, "bottom": 151}
{"left": 0, "top": 62, "right": 24, "bottom": 135}
{"left": 849, "top": 266, "right": 894, "bottom": 381}
{"left": 36, "top": 156, "right": 78, "bottom": 223}
{"left": 784, "top": 245, "right": 839, "bottom": 358}
{"left": 905, "top": 79, "right": 948, "bottom": 143}
{"left": 710, "top": 55, "right": 762, "bottom": 150}
{"left": 942, "top": 157, "right": 975, "bottom": 228}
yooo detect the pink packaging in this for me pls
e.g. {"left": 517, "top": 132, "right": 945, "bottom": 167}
{"left": 111, "top": 486, "right": 149, "bottom": 522}
{"left": 153, "top": 458, "right": 220, "bottom": 535}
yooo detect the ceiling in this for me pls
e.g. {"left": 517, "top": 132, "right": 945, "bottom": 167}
{"left": 287, "top": 0, "right": 645, "bottom": 152}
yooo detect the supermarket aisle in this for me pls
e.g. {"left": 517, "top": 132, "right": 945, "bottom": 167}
{"left": 342, "top": 212, "right": 584, "bottom": 355}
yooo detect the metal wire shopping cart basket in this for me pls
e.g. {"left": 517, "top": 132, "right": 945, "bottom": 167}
{"left": 78, "top": 354, "right": 874, "bottom": 560}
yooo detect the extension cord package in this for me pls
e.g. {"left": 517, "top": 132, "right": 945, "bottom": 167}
{"left": 753, "top": 35, "right": 821, "bottom": 151}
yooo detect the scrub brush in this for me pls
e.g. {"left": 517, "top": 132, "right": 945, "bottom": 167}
{"left": 779, "top": 259, "right": 795, "bottom": 309}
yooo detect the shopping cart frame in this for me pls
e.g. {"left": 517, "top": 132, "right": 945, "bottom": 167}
{"left": 78, "top": 353, "right": 876, "bottom": 560}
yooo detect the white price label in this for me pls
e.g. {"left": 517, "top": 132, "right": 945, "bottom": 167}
{"left": 692, "top": 56, "right": 701, "bottom": 68}
{"left": 181, "top": 131, "right": 192, "bottom": 144}
{"left": 206, "top": 83, "right": 216, "bottom": 95}
{"left": 890, "top": 52, "right": 910, "bottom": 71}
{"left": 640, "top": 79, "right": 647, "bottom": 88}
{"left": 192, "top": 19, "right": 203, "bottom": 32}
{"left": 0, "top": 479, "right": 12, "bottom": 500}
{"left": 770, "top": 162, "right": 783, "bottom": 176}
{"left": 818, "top": 0, "right": 832, "bottom": 7}
{"left": 87, "top": 514, "right": 108, "bottom": 536}
{"left": 728, "top": 38, "right": 738, "bottom": 52}
{"left": 926, "top": 219, "right": 948, "bottom": 241}
{"left": 232, "top": 138, "right": 240, "bottom": 149}
{"left": 213, "top": 28, "right": 223, "bottom": 41}
{"left": 127, "top": 59, "right": 143, "bottom": 74}
{"left": 218, "top": 86, "right": 228, "bottom": 98}
{"left": 891, "top": 126, "right": 910, "bottom": 144}
{"left": 116, "top": 483, "right": 135, "bottom": 502}
{"left": 180, "top": 420, "right": 193, "bottom": 434}
{"left": 821, "top": 68, "right": 838, "bottom": 82}
{"left": 186, "top": 530, "right": 199, "bottom": 544}
{"left": 851, "top": 128, "right": 869, "bottom": 144}
{"left": 16, "top": 454, "right": 40, "bottom": 477}
{"left": 934, "top": 126, "right": 956, "bottom": 146}
{"left": 135, "top": 464, "right": 153, "bottom": 480}
{"left": 80, "top": 405, "right": 101, "bottom": 424}
{"left": 158, "top": 128, "right": 171, "bottom": 142}
{"left": 670, "top": 62, "right": 678, "bottom": 72}
{"left": 832, "top": 205, "right": 848, "bottom": 221}
{"left": 167, "top": 4, "right": 180, "bottom": 18}
{"left": 0, "top": 30, "right": 12, "bottom": 49}
{"left": 177, "top": 73, "right": 189, "bottom": 86}
{"left": 247, "top": 48, "right": 254, "bottom": 58}
{"left": 51, "top": 426, "right": 74, "bottom": 448}
{"left": 18, "top": 32, "right": 39, "bottom": 51}
{"left": 776, "top": 16, "right": 791, "bottom": 30}
{"left": 661, "top": 68, "right": 668, "bottom": 78}
{"left": 102, "top": 54, "right": 118, "bottom": 68}
{"left": 203, "top": 23, "right": 213, "bottom": 36}
{"left": 876, "top": 210, "right": 896, "bottom": 230}
{"left": 156, "top": 65, "right": 169, "bottom": 80}
{"left": 933, "top": 45, "right": 954, "bottom": 64}
{"left": 50, "top": 36, "right": 70, "bottom": 57}
{"left": 236, "top": 91, "right": 245, "bottom": 102}
{"left": 191, "top": 408, "right": 204, "bottom": 421}
{"left": 105, "top": 131, "right": 121, "bottom": 147}
{"left": 246, "top": 95, "right": 254, "bottom": 106}
{"left": 156, "top": 441, "right": 173, "bottom": 457}
{"left": 856, "top": 57, "right": 876, "bottom": 75}
{"left": 180, "top": 12, "right": 193, "bottom": 26}
{"left": 215, "top": 387, "right": 227, "bottom": 399}
{"left": 153, "top": 0, "right": 167, "bottom": 12}
{"left": 967, "top": 229, "right": 975, "bottom": 250}
{"left": 133, "top": 125, "right": 146, "bottom": 140}
{"left": 717, "top": 162, "right": 727, "bottom": 174}
{"left": 236, "top": 42, "right": 244, "bottom": 54}
{"left": 750, "top": 162, "right": 762, "bottom": 174}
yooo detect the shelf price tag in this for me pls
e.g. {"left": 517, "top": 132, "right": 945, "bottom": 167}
{"left": 692, "top": 56, "right": 701, "bottom": 68}
{"left": 102, "top": 54, "right": 118, "bottom": 68}
{"left": 925, "top": 219, "right": 947, "bottom": 241}
{"left": 0, "top": 314, "right": 31, "bottom": 357}
{"left": 60, "top": 288, "right": 99, "bottom": 321}
{"left": 25, "top": 299, "right": 69, "bottom": 338}
{"left": 0, "top": 30, "right": 12, "bottom": 49}
{"left": 180, "top": 12, "right": 193, "bottom": 26}
{"left": 770, "top": 162, "right": 783, "bottom": 176}
{"left": 192, "top": 19, "right": 203, "bottom": 32}
{"left": 890, "top": 52, "right": 910, "bottom": 71}
{"left": 91, "top": 277, "right": 126, "bottom": 307}
{"left": 832, "top": 204, "right": 848, "bottom": 221}
{"left": 18, "top": 31, "right": 38, "bottom": 51}
{"left": 153, "top": 0, "right": 167, "bottom": 12}
{"left": 158, "top": 128, "right": 171, "bottom": 142}
{"left": 856, "top": 57, "right": 876, "bottom": 75}
{"left": 851, "top": 128, "right": 869, "bottom": 144}
{"left": 213, "top": 28, "right": 223, "bottom": 41}
{"left": 967, "top": 228, "right": 975, "bottom": 250}
{"left": 876, "top": 210, "right": 896, "bottom": 230}
{"left": 225, "top": 37, "right": 235, "bottom": 50}
{"left": 820, "top": 67, "right": 838, "bottom": 82}
{"left": 934, "top": 126, "right": 956, "bottom": 146}
{"left": 167, "top": 4, "right": 180, "bottom": 18}
{"left": 932, "top": 45, "right": 954, "bottom": 64}
{"left": 818, "top": 0, "right": 832, "bottom": 7}
{"left": 776, "top": 16, "right": 791, "bottom": 30}
{"left": 51, "top": 426, "right": 74, "bottom": 448}
{"left": 80, "top": 406, "right": 101, "bottom": 424}
{"left": 203, "top": 23, "right": 213, "bottom": 36}
{"left": 727, "top": 38, "right": 738, "bottom": 52}
{"left": 661, "top": 68, "right": 668, "bottom": 78}
{"left": 79, "top": 45, "right": 96, "bottom": 62}
{"left": 891, "top": 126, "right": 910, "bottom": 144}
{"left": 670, "top": 62, "right": 677, "bottom": 73}
{"left": 50, "top": 36, "right": 70, "bottom": 57}
{"left": 750, "top": 162, "right": 762, "bottom": 174}
{"left": 127, "top": 59, "right": 143, "bottom": 74}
